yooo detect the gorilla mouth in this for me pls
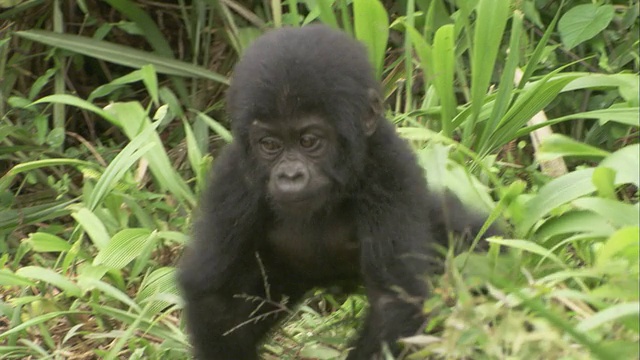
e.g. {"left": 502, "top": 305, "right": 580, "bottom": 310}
{"left": 270, "top": 189, "right": 331, "bottom": 212}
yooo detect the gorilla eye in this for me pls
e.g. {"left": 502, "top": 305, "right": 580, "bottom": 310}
{"left": 259, "top": 137, "right": 282, "bottom": 154}
{"left": 300, "top": 134, "right": 321, "bottom": 150}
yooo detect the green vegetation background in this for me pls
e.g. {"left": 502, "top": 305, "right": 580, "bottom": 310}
{"left": 0, "top": 0, "right": 638, "bottom": 359}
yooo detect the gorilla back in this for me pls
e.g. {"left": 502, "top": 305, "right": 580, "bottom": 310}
{"left": 179, "top": 25, "right": 488, "bottom": 360}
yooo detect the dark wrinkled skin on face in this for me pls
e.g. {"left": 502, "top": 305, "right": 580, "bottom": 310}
{"left": 178, "top": 24, "right": 500, "bottom": 360}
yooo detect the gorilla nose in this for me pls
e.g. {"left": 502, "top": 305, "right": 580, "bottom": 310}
{"left": 275, "top": 163, "right": 309, "bottom": 195}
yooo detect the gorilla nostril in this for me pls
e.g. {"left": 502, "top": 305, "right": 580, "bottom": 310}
{"left": 277, "top": 171, "right": 308, "bottom": 191}
{"left": 279, "top": 169, "right": 303, "bottom": 180}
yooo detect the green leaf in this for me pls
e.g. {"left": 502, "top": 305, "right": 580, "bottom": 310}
{"left": 102, "top": 0, "right": 174, "bottom": 57}
{"left": 77, "top": 277, "right": 140, "bottom": 310}
{"left": 592, "top": 167, "right": 617, "bottom": 199}
{"left": 600, "top": 144, "right": 640, "bottom": 187}
{"left": 491, "top": 73, "right": 582, "bottom": 151}
{"left": 535, "top": 210, "right": 616, "bottom": 240}
{"left": 314, "top": 0, "right": 339, "bottom": 29}
{"left": 94, "top": 229, "right": 154, "bottom": 269}
{"left": 103, "top": 102, "right": 195, "bottom": 206}
{"left": 136, "top": 267, "right": 180, "bottom": 315}
{"left": 597, "top": 227, "right": 640, "bottom": 266}
{"left": 517, "top": 107, "right": 640, "bottom": 136}
{"left": 31, "top": 94, "right": 120, "bottom": 126}
{"left": 353, "top": 0, "right": 389, "bottom": 79}
{"left": 538, "top": 134, "right": 610, "bottom": 160}
{"left": 577, "top": 302, "right": 640, "bottom": 332}
{"left": 140, "top": 64, "right": 159, "bottom": 106}
{"left": 0, "top": 269, "right": 36, "bottom": 287}
{"left": 71, "top": 207, "right": 110, "bottom": 250}
{"left": 15, "top": 30, "right": 228, "bottom": 84}
{"left": 16, "top": 266, "right": 82, "bottom": 297}
{"left": 467, "top": 0, "right": 510, "bottom": 138}
{"left": 0, "top": 311, "right": 81, "bottom": 340}
{"left": 487, "top": 238, "right": 565, "bottom": 267}
{"left": 431, "top": 24, "right": 456, "bottom": 137}
{"left": 0, "top": 157, "right": 97, "bottom": 194}
{"left": 194, "top": 111, "right": 233, "bottom": 143}
{"left": 88, "top": 69, "right": 145, "bottom": 102}
{"left": 562, "top": 73, "right": 639, "bottom": 105}
{"left": 558, "top": 4, "right": 614, "bottom": 50}
{"left": 86, "top": 125, "right": 156, "bottom": 210}
{"left": 183, "top": 120, "right": 205, "bottom": 189}
{"left": 572, "top": 197, "right": 640, "bottom": 228}
{"left": 477, "top": 10, "right": 522, "bottom": 149}
{"left": 518, "top": 168, "right": 596, "bottom": 235}
{"left": 0, "top": 200, "right": 74, "bottom": 231}
{"left": 26, "top": 232, "right": 71, "bottom": 253}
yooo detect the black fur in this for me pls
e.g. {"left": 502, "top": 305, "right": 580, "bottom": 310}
{"left": 178, "top": 25, "right": 496, "bottom": 360}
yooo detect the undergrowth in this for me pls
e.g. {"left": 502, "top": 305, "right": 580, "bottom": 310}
{"left": 0, "top": 0, "right": 638, "bottom": 359}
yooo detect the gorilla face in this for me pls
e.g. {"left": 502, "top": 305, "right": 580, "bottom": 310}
{"left": 249, "top": 115, "right": 336, "bottom": 213}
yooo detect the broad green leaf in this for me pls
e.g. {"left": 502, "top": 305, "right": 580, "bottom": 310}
{"left": 94, "top": 229, "right": 154, "bottom": 269}
{"left": 71, "top": 207, "right": 110, "bottom": 250}
{"left": 353, "top": 0, "right": 389, "bottom": 79}
{"left": 136, "top": 267, "right": 180, "bottom": 315}
{"left": 600, "top": 144, "right": 640, "bottom": 187}
{"left": 16, "top": 266, "right": 82, "bottom": 297}
{"left": 535, "top": 210, "right": 616, "bottom": 241}
{"left": 518, "top": 168, "right": 596, "bottom": 235}
{"left": 562, "top": 73, "right": 639, "bottom": 105}
{"left": 558, "top": 4, "right": 614, "bottom": 50}
{"left": 26, "top": 232, "right": 71, "bottom": 253}
{"left": 0, "top": 269, "right": 36, "bottom": 287}
{"left": 597, "top": 226, "right": 640, "bottom": 266}
{"left": 592, "top": 167, "right": 617, "bottom": 199}
{"left": 572, "top": 197, "right": 640, "bottom": 228}
{"left": 538, "top": 134, "right": 610, "bottom": 160}
{"left": 15, "top": 30, "right": 228, "bottom": 84}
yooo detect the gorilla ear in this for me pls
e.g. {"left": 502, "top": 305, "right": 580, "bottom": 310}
{"left": 363, "top": 88, "right": 382, "bottom": 136}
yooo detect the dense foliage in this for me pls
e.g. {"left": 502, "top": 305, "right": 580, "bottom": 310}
{"left": 0, "top": 0, "right": 638, "bottom": 359}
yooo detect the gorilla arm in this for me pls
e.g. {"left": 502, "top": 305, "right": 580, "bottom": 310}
{"left": 178, "top": 144, "right": 270, "bottom": 360}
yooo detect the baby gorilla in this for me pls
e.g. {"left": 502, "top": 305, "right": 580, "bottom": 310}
{"left": 179, "top": 24, "right": 494, "bottom": 359}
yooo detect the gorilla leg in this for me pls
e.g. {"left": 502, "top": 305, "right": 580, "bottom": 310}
{"left": 346, "top": 284, "right": 426, "bottom": 360}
